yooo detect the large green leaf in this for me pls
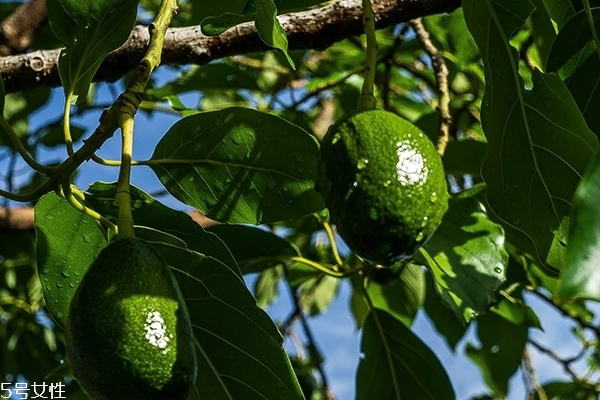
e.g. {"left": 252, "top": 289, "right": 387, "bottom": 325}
{"left": 547, "top": 8, "right": 600, "bottom": 136}
{"left": 149, "top": 107, "right": 325, "bottom": 224}
{"left": 356, "top": 309, "right": 455, "bottom": 400}
{"left": 417, "top": 197, "right": 508, "bottom": 323}
{"left": 155, "top": 244, "right": 304, "bottom": 399}
{"left": 557, "top": 151, "right": 600, "bottom": 300}
{"left": 208, "top": 224, "right": 299, "bottom": 274}
{"left": 47, "top": 0, "right": 139, "bottom": 102}
{"left": 467, "top": 311, "right": 529, "bottom": 398}
{"left": 463, "top": 0, "right": 599, "bottom": 269}
{"left": 34, "top": 193, "right": 107, "bottom": 327}
{"left": 85, "top": 182, "right": 237, "bottom": 271}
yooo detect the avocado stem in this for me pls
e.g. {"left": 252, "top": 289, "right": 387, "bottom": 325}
{"left": 116, "top": 114, "right": 135, "bottom": 239}
{"left": 357, "top": 0, "right": 378, "bottom": 110}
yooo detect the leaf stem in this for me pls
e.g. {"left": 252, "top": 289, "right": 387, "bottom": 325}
{"left": 320, "top": 218, "right": 344, "bottom": 267}
{"left": 583, "top": 0, "right": 600, "bottom": 61}
{"left": 63, "top": 97, "right": 74, "bottom": 156}
{"left": 61, "top": 180, "right": 117, "bottom": 233}
{"left": 357, "top": 0, "right": 378, "bottom": 110}
{"left": 0, "top": 115, "right": 54, "bottom": 174}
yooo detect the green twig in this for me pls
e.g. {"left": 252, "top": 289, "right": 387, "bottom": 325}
{"left": 116, "top": 115, "right": 135, "bottom": 238}
{"left": 61, "top": 181, "right": 117, "bottom": 233}
{"left": 0, "top": 115, "right": 53, "bottom": 174}
{"left": 357, "top": 0, "right": 378, "bottom": 110}
{"left": 63, "top": 100, "right": 74, "bottom": 156}
{"left": 321, "top": 220, "right": 344, "bottom": 267}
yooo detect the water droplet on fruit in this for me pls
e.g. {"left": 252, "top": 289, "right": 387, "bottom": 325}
{"left": 430, "top": 192, "right": 438, "bottom": 203}
{"left": 357, "top": 159, "right": 369, "bottom": 170}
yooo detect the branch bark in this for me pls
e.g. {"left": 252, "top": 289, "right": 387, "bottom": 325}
{"left": 0, "top": 0, "right": 47, "bottom": 56}
{"left": 0, "top": 0, "right": 460, "bottom": 93}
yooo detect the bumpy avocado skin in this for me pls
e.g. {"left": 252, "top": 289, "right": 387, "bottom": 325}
{"left": 66, "top": 238, "right": 197, "bottom": 400}
{"left": 317, "top": 109, "right": 449, "bottom": 265}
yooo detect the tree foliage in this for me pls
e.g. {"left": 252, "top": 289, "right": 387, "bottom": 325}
{"left": 2, "top": 0, "right": 600, "bottom": 399}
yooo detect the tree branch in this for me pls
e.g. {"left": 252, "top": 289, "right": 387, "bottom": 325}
{"left": 0, "top": 0, "right": 47, "bottom": 56}
{"left": 0, "top": 0, "right": 460, "bottom": 93}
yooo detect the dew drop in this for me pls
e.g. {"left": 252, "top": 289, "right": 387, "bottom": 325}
{"left": 415, "top": 231, "right": 425, "bottom": 242}
{"left": 430, "top": 192, "right": 438, "bottom": 203}
{"left": 61, "top": 270, "right": 71, "bottom": 278}
{"left": 353, "top": 181, "right": 359, "bottom": 187}
{"left": 494, "top": 266, "right": 502, "bottom": 274}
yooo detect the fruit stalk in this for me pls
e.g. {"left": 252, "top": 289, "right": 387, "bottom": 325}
{"left": 116, "top": 114, "right": 135, "bottom": 238}
{"left": 358, "top": 0, "right": 377, "bottom": 110}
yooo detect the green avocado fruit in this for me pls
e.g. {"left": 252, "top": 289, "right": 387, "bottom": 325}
{"left": 317, "top": 109, "right": 449, "bottom": 265}
{"left": 66, "top": 238, "right": 197, "bottom": 400}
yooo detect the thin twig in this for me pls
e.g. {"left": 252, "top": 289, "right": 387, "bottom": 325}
{"left": 522, "top": 347, "right": 548, "bottom": 400}
{"left": 528, "top": 339, "right": 581, "bottom": 381}
{"left": 410, "top": 18, "right": 452, "bottom": 156}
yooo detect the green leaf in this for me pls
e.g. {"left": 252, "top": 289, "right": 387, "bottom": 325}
{"left": 356, "top": 309, "right": 455, "bottom": 400}
{"left": 354, "top": 264, "right": 425, "bottom": 328}
{"left": 557, "top": 151, "right": 600, "bottom": 300}
{"left": 542, "top": 0, "right": 577, "bottom": 28}
{"left": 442, "top": 139, "right": 486, "bottom": 178}
{"left": 255, "top": 0, "right": 295, "bottom": 68}
{"left": 254, "top": 265, "right": 284, "bottom": 308}
{"left": 534, "top": 381, "right": 598, "bottom": 400}
{"left": 464, "top": 0, "right": 599, "bottom": 269}
{"left": 422, "top": 272, "right": 467, "bottom": 350}
{"left": 47, "top": 0, "right": 139, "bottom": 102}
{"left": 466, "top": 311, "right": 529, "bottom": 398}
{"left": 144, "top": 64, "right": 262, "bottom": 101}
{"left": 288, "top": 263, "right": 339, "bottom": 315}
{"left": 149, "top": 107, "right": 325, "bottom": 224}
{"left": 418, "top": 197, "right": 508, "bottom": 323}
{"left": 547, "top": 8, "right": 600, "bottom": 136}
{"left": 155, "top": 244, "right": 304, "bottom": 399}
{"left": 529, "top": 0, "right": 557, "bottom": 69}
{"left": 34, "top": 193, "right": 107, "bottom": 327}
{"left": 490, "top": 298, "right": 542, "bottom": 330}
{"left": 85, "top": 182, "right": 238, "bottom": 273}
{"left": 208, "top": 224, "right": 299, "bottom": 274}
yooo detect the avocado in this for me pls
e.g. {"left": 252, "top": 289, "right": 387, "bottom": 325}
{"left": 65, "top": 238, "right": 197, "bottom": 400}
{"left": 316, "top": 109, "right": 449, "bottom": 265}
